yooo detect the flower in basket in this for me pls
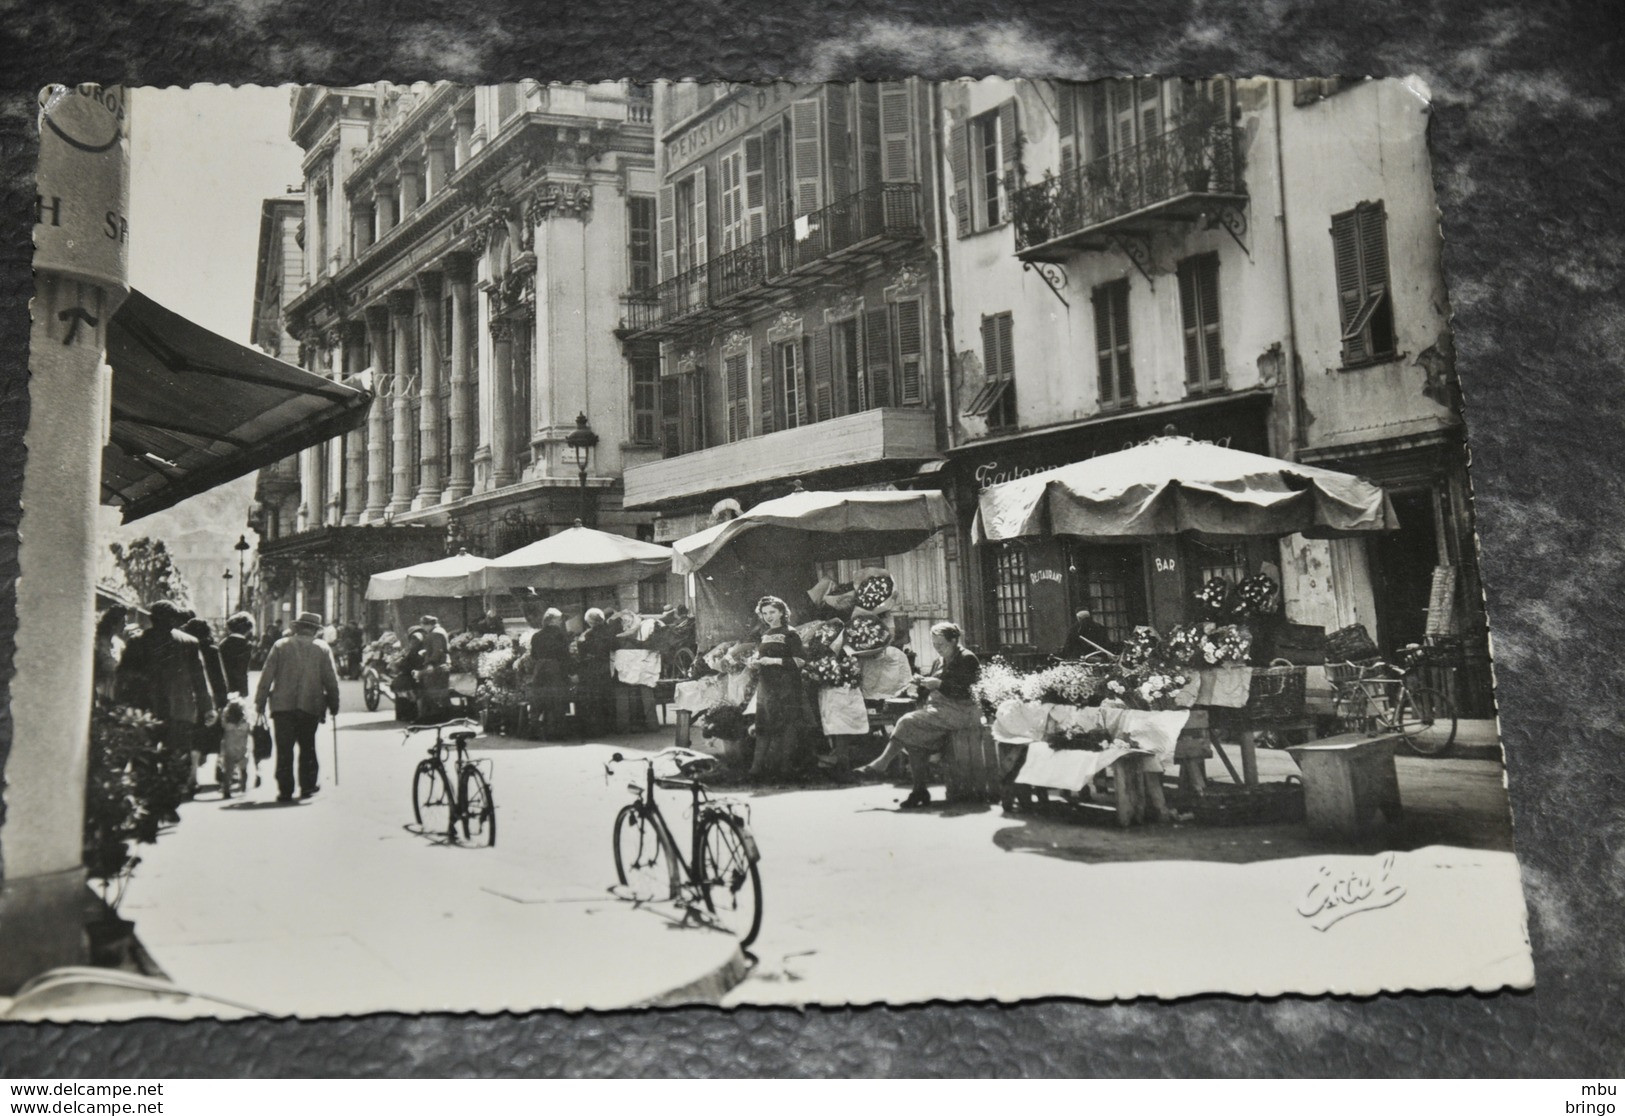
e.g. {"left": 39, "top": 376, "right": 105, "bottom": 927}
{"left": 1117, "top": 626, "right": 1163, "bottom": 671}
{"left": 1032, "top": 660, "right": 1108, "bottom": 706}
{"left": 854, "top": 573, "right": 896, "bottom": 612}
{"left": 845, "top": 615, "right": 889, "bottom": 654}
{"left": 1198, "top": 624, "right": 1252, "bottom": 665}
{"left": 699, "top": 701, "right": 750, "bottom": 742}
{"left": 970, "top": 656, "right": 1025, "bottom": 711}
{"left": 803, "top": 653, "right": 861, "bottom": 689}
{"left": 1161, "top": 623, "right": 1206, "bottom": 667}
{"left": 1235, "top": 573, "right": 1281, "bottom": 617}
{"left": 1195, "top": 576, "right": 1237, "bottom": 619}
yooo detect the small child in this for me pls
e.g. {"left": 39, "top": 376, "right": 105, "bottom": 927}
{"left": 218, "top": 696, "right": 252, "bottom": 799}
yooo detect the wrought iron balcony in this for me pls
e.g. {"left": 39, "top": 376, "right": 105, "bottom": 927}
{"left": 620, "top": 182, "right": 922, "bottom": 340}
{"left": 1010, "top": 118, "right": 1247, "bottom": 262}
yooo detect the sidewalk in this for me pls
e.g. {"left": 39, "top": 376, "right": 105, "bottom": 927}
{"left": 50, "top": 700, "right": 746, "bottom": 1020}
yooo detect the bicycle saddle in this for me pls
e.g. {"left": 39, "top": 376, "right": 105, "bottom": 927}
{"left": 449, "top": 729, "right": 478, "bottom": 744}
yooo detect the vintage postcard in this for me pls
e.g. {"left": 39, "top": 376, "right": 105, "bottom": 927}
{"left": 0, "top": 77, "right": 1531, "bottom": 1019}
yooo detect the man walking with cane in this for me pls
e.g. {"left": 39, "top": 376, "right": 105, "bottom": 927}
{"left": 255, "top": 610, "right": 341, "bottom": 802}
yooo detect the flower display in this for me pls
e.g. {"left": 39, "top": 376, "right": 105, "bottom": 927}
{"left": 1195, "top": 576, "right": 1237, "bottom": 619}
{"left": 1118, "top": 626, "right": 1163, "bottom": 670}
{"left": 970, "top": 657, "right": 1026, "bottom": 711}
{"left": 855, "top": 573, "right": 896, "bottom": 611}
{"left": 803, "top": 654, "right": 861, "bottom": 689}
{"left": 1235, "top": 573, "right": 1281, "bottom": 617}
{"left": 845, "top": 615, "right": 889, "bottom": 653}
{"left": 448, "top": 631, "right": 503, "bottom": 674}
{"left": 363, "top": 632, "right": 404, "bottom": 675}
{"left": 1161, "top": 623, "right": 1206, "bottom": 666}
{"left": 700, "top": 702, "right": 751, "bottom": 742}
{"left": 1134, "top": 669, "right": 1192, "bottom": 709}
{"left": 1198, "top": 624, "right": 1252, "bottom": 666}
{"left": 1047, "top": 723, "right": 1113, "bottom": 751}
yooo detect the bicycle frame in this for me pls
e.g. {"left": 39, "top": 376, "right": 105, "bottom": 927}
{"left": 1332, "top": 662, "right": 1407, "bottom": 730}
{"left": 613, "top": 753, "right": 751, "bottom": 899}
{"left": 404, "top": 719, "right": 491, "bottom": 838}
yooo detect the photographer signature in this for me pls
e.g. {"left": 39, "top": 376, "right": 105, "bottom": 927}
{"left": 1297, "top": 853, "right": 1406, "bottom": 931}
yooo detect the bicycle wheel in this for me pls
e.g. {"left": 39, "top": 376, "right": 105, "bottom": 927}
{"left": 363, "top": 674, "right": 381, "bottom": 712}
{"left": 612, "top": 804, "right": 678, "bottom": 902}
{"left": 459, "top": 766, "right": 497, "bottom": 847}
{"left": 698, "top": 814, "right": 763, "bottom": 949}
{"left": 1395, "top": 686, "right": 1458, "bottom": 756}
{"left": 412, "top": 760, "right": 455, "bottom": 839}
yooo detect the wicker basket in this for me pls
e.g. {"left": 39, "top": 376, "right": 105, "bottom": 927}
{"left": 1186, "top": 777, "right": 1305, "bottom": 827}
{"left": 1324, "top": 658, "right": 1379, "bottom": 685}
{"left": 1246, "top": 665, "right": 1307, "bottom": 721}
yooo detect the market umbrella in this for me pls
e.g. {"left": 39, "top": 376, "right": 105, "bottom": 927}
{"left": 672, "top": 489, "right": 955, "bottom": 573}
{"left": 975, "top": 435, "right": 1399, "bottom": 542}
{"left": 365, "top": 549, "right": 492, "bottom": 600}
{"left": 468, "top": 522, "right": 672, "bottom": 591}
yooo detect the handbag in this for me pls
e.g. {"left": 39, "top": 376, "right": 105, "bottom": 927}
{"left": 251, "top": 722, "right": 274, "bottom": 762}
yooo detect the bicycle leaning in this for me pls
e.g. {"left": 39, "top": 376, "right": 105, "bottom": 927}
{"left": 606, "top": 748, "right": 763, "bottom": 949}
{"left": 404, "top": 718, "right": 497, "bottom": 846}
{"left": 1326, "top": 648, "right": 1458, "bottom": 756}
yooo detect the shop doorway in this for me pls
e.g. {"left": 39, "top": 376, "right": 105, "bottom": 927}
{"left": 1371, "top": 488, "right": 1441, "bottom": 654}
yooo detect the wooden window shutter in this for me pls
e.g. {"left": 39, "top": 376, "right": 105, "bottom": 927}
{"left": 658, "top": 183, "right": 676, "bottom": 281}
{"left": 854, "top": 83, "right": 882, "bottom": 192}
{"left": 1198, "top": 255, "right": 1222, "bottom": 385}
{"left": 791, "top": 97, "right": 824, "bottom": 215}
{"left": 998, "top": 98, "right": 1020, "bottom": 219}
{"left": 759, "top": 341, "right": 777, "bottom": 434}
{"left": 864, "top": 306, "right": 893, "bottom": 407}
{"left": 1359, "top": 203, "right": 1390, "bottom": 295}
{"left": 1331, "top": 208, "right": 1367, "bottom": 364}
{"left": 981, "top": 314, "right": 998, "bottom": 381}
{"left": 1057, "top": 83, "right": 1077, "bottom": 177}
{"left": 725, "top": 351, "right": 749, "bottom": 442}
{"left": 660, "top": 372, "right": 682, "bottom": 456}
{"left": 880, "top": 82, "right": 914, "bottom": 183}
{"left": 998, "top": 311, "right": 1015, "bottom": 383}
{"left": 690, "top": 165, "right": 708, "bottom": 270}
{"left": 744, "top": 136, "right": 766, "bottom": 241}
{"left": 949, "top": 121, "right": 971, "bottom": 238}
{"left": 797, "top": 338, "right": 812, "bottom": 425}
{"left": 1087, "top": 84, "right": 1110, "bottom": 162}
{"left": 896, "top": 299, "right": 924, "bottom": 403}
{"left": 812, "top": 329, "right": 834, "bottom": 422}
{"left": 1178, "top": 261, "right": 1202, "bottom": 384}
{"left": 1112, "top": 284, "right": 1133, "bottom": 401}
{"left": 825, "top": 84, "right": 851, "bottom": 203}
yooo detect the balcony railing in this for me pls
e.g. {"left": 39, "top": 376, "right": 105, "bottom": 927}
{"left": 1010, "top": 119, "right": 1245, "bottom": 260}
{"left": 622, "top": 182, "right": 921, "bottom": 338}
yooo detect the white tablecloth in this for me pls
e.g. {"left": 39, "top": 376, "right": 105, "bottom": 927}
{"left": 673, "top": 677, "right": 725, "bottom": 714}
{"left": 1015, "top": 740, "right": 1157, "bottom": 790}
{"left": 817, "top": 685, "right": 870, "bottom": 735}
{"left": 993, "top": 700, "right": 1192, "bottom": 783}
{"left": 612, "top": 649, "right": 663, "bottom": 687}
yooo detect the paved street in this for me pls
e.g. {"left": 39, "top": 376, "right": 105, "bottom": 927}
{"left": 115, "top": 679, "right": 1527, "bottom": 1013}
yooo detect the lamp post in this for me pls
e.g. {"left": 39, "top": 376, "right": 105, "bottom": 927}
{"left": 565, "top": 412, "right": 599, "bottom": 526}
{"left": 222, "top": 569, "right": 233, "bottom": 619}
{"left": 234, "top": 534, "right": 251, "bottom": 611}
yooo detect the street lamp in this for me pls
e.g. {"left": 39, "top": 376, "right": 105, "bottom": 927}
{"left": 222, "top": 568, "right": 233, "bottom": 619}
{"left": 564, "top": 412, "right": 599, "bottom": 526}
{"left": 233, "top": 534, "right": 251, "bottom": 611}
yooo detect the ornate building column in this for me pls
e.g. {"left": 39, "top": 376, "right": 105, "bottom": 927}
{"left": 416, "top": 274, "right": 444, "bottom": 507}
{"left": 342, "top": 321, "right": 368, "bottom": 524}
{"left": 388, "top": 289, "right": 416, "bottom": 514}
{"left": 489, "top": 316, "right": 516, "bottom": 488}
{"left": 364, "top": 306, "right": 392, "bottom": 520}
{"left": 444, "top": 258, "right": 475, "bottom": 501}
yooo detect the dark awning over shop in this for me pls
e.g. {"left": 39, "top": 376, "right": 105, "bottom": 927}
{"left": 102, "top": 289, "right": 373, "bottom": 523}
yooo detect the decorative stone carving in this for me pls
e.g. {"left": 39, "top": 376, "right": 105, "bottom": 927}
{"left": 827, "top": 290, "right": 862, "bottom": 321}
{"left": 527, "top": 182, "right": 595, "bottom": 222}
{"left": 891, "top": 261, "right": 926, "bottom": 290}
{"left": 721, "top": 329, "right": 749, "bottom": 352}
{"left": 490, "top": 318, "right": 515, "bottom": 343}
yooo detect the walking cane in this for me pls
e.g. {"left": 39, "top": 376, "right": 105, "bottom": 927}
{"left": 331, "top": 716, "right": 340, "bottom": 786}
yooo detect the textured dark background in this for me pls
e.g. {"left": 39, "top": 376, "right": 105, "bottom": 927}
{"left": 1, "top": 0, "right": 1622, "bottom": 1078}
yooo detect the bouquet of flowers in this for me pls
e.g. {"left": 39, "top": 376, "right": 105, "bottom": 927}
{"left": 478, "top": 643, "right": 518, "bottom": 686}
{"left": 1195, "top": 576, "right": 1238, "bottom": 619}
{"left": 803, "top": 654, "right": 861, "bottom": 689}
{"left": 1161, "top": 623, "right": 1206, "bottom": 667}
{"left": 845, "top": 615, "right": 889, "bottom": 654}
{"left": 1117, "top": 626, "right": 1163, "bottom": 671}
{"left": 970, "top": 657, "right": 1026, "bottom": 711}
{"left": 1106, "top": 667, "right": 1192, "bottom": 711}
{"left": 1030, "top": 660, "right": 1109, "bottom": 706}
{"left": 448, "top": 632, "right": 502, "bottom": 674}
{"left": 855, "top": 573, "right": 896, "bottom": 612}
{"left": 1047, "top": 722, "right": 1113, "bottom": 751}
{"left": 363, "top": 632, "right": 404, "bottom": 675}
{"left": 1198, "top": 624, "right": 1252, "bottom": 666}
{"left": 1235, "top": 573, "right": 1281, "bottom": 617}
{"left": 699, "top": 702, "right": 751, "bottom": 743}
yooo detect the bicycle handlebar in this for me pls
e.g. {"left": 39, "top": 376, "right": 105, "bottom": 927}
{"left": 401, "top": 717, "right": 482, "bottom": 742}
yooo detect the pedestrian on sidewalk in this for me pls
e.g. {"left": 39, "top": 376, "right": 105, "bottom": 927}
{"left": 254, "top": 610, "right": 341, "bottom": 802}
{"left": 749, "top": 596, "right": 814, "bottom": 782}
{"left": 217, "top": 695, "right": 252, "bottom": 798}
{"left": 115, "top": 599, "right": 216, "bottom": 812}
{"left": 219, "top": 612, "right": 255, "bottom": 696}
{"left": 528, "top": 608, "right": 572, "bottom": 740}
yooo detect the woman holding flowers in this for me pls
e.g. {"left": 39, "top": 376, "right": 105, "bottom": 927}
{"left": 749, "top": 596, "right": 813, "bottom": 781}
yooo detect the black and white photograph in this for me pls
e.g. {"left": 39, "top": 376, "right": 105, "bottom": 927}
{"left": 2, "top": 75, "right": 1532, "bottom": 1020}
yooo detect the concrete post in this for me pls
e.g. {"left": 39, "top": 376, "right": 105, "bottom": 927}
{"left": 364, "top": 309, "right": 391, "bottom": 520}
{"left": 443, "top": 264, "right": 474, "bottom": 501}
{"left": 388, "top": 291, "right": 416, "bottom": 514}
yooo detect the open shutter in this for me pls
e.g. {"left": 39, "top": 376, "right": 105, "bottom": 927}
{"left": 1359, "top": 203, "right": 1390, "bottom": 296}
{"left": 864, "top": 306, "right": 893, "bottom": 408}
{"left": 1198, "top": 255, "right": 1222, "bottom": 385}
{"left": 880, "top": 81, "right": 914, "bottom": 183}
{"left": 796, "top": 338, "right": 811, "bottom": 425}
{"left": 791, "top": 97, "right": 824, "bottom": 216}
{"left": 660, "top": 371, "right": 682, "bottom": 455}
{"left": 1112, "top": 287, "right": 1133, "bottom": 402}
{"left": 998, "top": 98, "right": 1020, "bottom": 223}
{"left": 744, "top": 136, "right": 766, "bottom": 241}
{"left": 1094, "top": 286, "right": 1118, "bottom": 403}
{"left": 759, "top": 341, "right": 776, "bottom": 434}
{"left": 998, "top": 312, "right": 1015, "bottom": 385}
{"left": 718, "top": 148, "right": 739, "bottom": 250}
{"left": 1087, "top": 84, "right": 1111, "bottom": 162}
{"left": 896, "top": 299, "right": 924, "bottom": 403}
{"left": 812, "top": 328, "right": 833, "bottom": 421}
{"left": 1178, "top": 261, "right": 1202, "bottom": 385}
{"left": 856, "top": 83, "right": 883, "bottom": 191}
{"left": 949, "top": 121, "right": 970, "bottom": 237}
{"left": 725, "top": 351, "right": 749, "bottom": 442}
{"left": 825, "top": 84, "right": 851, "bottom": 204}
{"left": 981, "top": 314, "right": 999, "bottom": 381}
{"left": 690, "top": 165, "right": 708, "bottom": 271}
{"left": 1331, "top": 209, "right": 1367, "bottom": 364}
{"left": 1058, "top": 83, "right": 1077, "bottom": 177}
{"left": 658, "top": 183, "right": 675, "bottom": 281}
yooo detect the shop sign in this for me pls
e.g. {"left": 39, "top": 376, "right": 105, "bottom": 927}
{"left": 34, "top": 84, "right": 130, "bottom": 294}
{"left": 1028, "top": 569, "right": 1064, "bottom": 585}
{"left": 665, "top": 83, "right": 806, "bottom": 174}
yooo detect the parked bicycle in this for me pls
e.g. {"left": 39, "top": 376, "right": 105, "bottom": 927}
{"left": 1327, "top": 654, "right": 1458, "bottom": 756}
{"left": 404, "top": 718, "right": 496, "bottom": 846}
{"left": 606, "top": 748, "right": 763, "bottom": 949}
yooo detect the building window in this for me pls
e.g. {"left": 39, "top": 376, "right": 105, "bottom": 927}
{"left": 953, "top": 100, "right": 1018, "bottom": 237}
{"left": 1178, "top": 252, "right": 1223, "bottom": 391}
{"left": 630, "top": 352, "right": 659, "bottom": 444}
{"left": 992, "top": 545, "right": 1032, "bottom": 648}
{"left": 975, "top": 110, "right": 1002, "bottom": 228}
{"left": 966, "top": 311, "right": 1017, "bottom": 430}
{"left": 660, "top": 371, "right": 704, "bottom": 457}
{"left": 895, "top": 298, "right": 925, "bottom": 404}
{"left": 1093, "top": 279, "right": 1133, "bottom": 407}
{"left": 627, "top": 196, "right": 656, "bottom": 292}
{"left": 775, "top": 339, "right": 804, "bottom": 429}
{"left": 1196, "top": 543, "right": 1248, "bottom": 588}
{"left": 1332, "top": 200, "right": 1396, "bottom": 366}
{"left": 832, "top": 318, "right": 862, "bottom": 415}
{"left": 725, "top": 350, "right": 750, "bottom": 442}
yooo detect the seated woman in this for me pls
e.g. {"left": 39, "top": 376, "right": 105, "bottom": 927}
{"left": 857, "top": 622, "right": 981, "bottom": 809}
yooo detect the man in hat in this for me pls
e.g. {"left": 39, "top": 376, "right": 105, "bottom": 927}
{"left": 255, "top": 610, "right": 341, "bottom": 802}
{"left": 1060, "top": 608, "right": 1116, "bottom": 660}
{"left": 115, "top": 598, "right": 216, "bottom": 807}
